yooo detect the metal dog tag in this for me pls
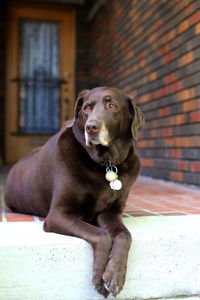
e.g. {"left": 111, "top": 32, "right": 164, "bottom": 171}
{"left": 110, "top": 179, "right": 122, "bottom": 191}
{"left": 105, "top": 163, "right": 122, "bottom": 191}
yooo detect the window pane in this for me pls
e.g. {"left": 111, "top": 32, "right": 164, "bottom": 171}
{"left": 19, "top": 21, "right": 60, "bottom": 134}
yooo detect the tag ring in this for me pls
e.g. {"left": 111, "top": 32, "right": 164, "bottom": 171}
{"left": 106, "top": 165, "right": 118, "bottom": 174}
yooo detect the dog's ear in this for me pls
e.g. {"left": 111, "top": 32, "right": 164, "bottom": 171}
{"left": 128, "top": 96, "right": 145, "bottom": 141}
{"left": 74, "top": 90, "right": 90, "bottom": 119}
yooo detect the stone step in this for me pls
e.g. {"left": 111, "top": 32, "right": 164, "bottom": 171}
{"left": 0, "top": 215, "right": 200, "bottom": 300}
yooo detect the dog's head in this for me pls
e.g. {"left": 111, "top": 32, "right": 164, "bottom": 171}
{"left": 73, "top": 87, "right": 144, "bottom": 164}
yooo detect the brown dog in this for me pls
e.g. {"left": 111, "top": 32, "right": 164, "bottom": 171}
{"left": 5, "top": 87, "right": 144, "bottom": 297}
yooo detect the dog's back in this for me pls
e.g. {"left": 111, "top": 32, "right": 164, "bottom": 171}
{"left": 5, "top": 147, "right": 43, "bottom": 214}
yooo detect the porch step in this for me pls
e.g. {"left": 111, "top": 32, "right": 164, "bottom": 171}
{"left": 0, "top": 215, "right": 200, "bottom": 300}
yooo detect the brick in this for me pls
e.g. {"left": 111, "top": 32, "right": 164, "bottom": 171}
{"left": 164, "top": 51, "right": 175, "bottom": 63}
{"left": 171, "top": 81, "right": 182, "bottom": 93}
{"left": 159, "top": 44, "right": 169, "bottom": 56}
{"left": 154, "top": 158, "right": 178, "bottom": 170}
{"left": 190, "top": 111, "right": 200, "bottom": 122}
{"left": 183, "top": 99, "right": 197, "bottom": 112}
{"left": 176, "top": 87, "right": 196, "bottom": 102}
{"left": 127, "top": 50, "right": 134, "bottom": 59}
{"left": 196, "top": 22, "right": 200, "bottom": 34}
{"left": 150, "top": 90, "right": 157, "bottom": 100}
{"left": 191, "top": 161, "right": 200, "bottom": 173}
{"left": 140, "top": 59, "right": 146, "bottom": 67}
{"left": 159, "top": 107, "right": 170, "bottom": 117}
{"left": 191, "top": 11, "right": 200, "bottom": 24}
{"left": 154, "top": 20, "right": 162, "bottom": 30}
{"left": 164, "top": 73, "right": 175, "bottom": 84}
{"left": 170, "top": 171, "right": 183, "bottom": 182}
{"left": 182, "top": 149, "right": 200, "bottom": 160}
{"left": 175, "top": 136, "right": 200, "bottom": 147}
{"left": 175, "top": 114, "right": 186, "bottom": 125}
{"left": 137, "top": 140, "right": 155, "bottom": 148}
{"left": 163, "top": 28, "right": 176, "bottom": 43}
{"left": 179, "top": 52, "right": 193, "bottom": 66}
{"left": 138, "top": 51, "right": 145, "bottom": 60}
{"left": 171, "top": 149, "right": 182, "bottom": 159}
{"left": 148, "top": 32, "right": 156, "bottom": 43}
{"left": 140, "top": 93, "right": 149, "bottom": 103}
{"left": 149, "top": 72, "right": 157, "bottom": 81}
{"left": 163, "top": 128, "right": 172, "bottom": 137}
{"left": 159, "top": 86, "right": 169, "bottom": 97}
{"left": 141, "top": 158, "right": 154, "bottom": 167}
{"left": 178, "top": 160, "right": 189, "bottom": 171}
{"left": 176, "top": 89, "right": 190, "bottom": 101}
{"left": 178, "top": 19, "right": 189, "bottom": 33}
{"left": 185, "top": 4, "right": 193, "bottom": 14}
{"left": 150, "top": 129, "right": 157, "bottom": 138}
{"left": 165, "top": 138, "right": 175, "bottom": 147}
{"left": 173, "top": 123, "right": 200, "bottom": 136}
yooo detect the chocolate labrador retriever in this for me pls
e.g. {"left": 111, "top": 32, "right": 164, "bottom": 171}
{"left": 5, "top": 87, "right": 144, "bottom": 297}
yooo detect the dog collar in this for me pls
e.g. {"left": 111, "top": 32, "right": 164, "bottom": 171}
{"left": 105, "top": 163, "right": 122, "bottom": 191}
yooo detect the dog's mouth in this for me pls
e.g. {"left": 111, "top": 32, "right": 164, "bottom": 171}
{"left": 89, "top": 138, "right": 101, "bottom": 147}
{"left": 86, "top": 137, "right": 113, "bottom": 148}
{"left": 85, "top": 132, "right": 112, "bottom": 148}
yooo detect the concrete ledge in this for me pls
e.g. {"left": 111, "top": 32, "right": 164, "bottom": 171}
{"left": 0, "top": 215, "right": 200, "bottom": 300}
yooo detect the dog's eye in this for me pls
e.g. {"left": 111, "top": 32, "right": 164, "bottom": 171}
{"left": 83, "top": 104, "right": 92, "bottom": 112}
{"left": 106, "top": 102, "right": 118, "bottom": 110}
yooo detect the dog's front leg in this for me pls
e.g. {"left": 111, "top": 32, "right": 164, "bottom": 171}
{"left": 97, "top": 211, "right": 132, "bottom": 297}
{"left": 44, "top": 210, "right": 112, "bottom": 297}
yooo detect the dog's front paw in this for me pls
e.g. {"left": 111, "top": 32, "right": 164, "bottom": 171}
{"left": 92, "top": 233, "right": 112, "bottom": 297}
{"left": 102, "top": 259, "right": 126, "bottom": 297}
{"left": 93, "top": 274, "right": 109, "bottom": 298}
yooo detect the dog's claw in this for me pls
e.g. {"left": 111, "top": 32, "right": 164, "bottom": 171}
{"left": 104, "top": 278, "right": 120, "bottom": 297}
{"left": 104, "top": 281, "right": 111, "bottom": 291}
{"left": 95, "top": 282, "right": 110, "bottom": 298}
{"left": 111, "top": 286, "right": 120, "bottom": 297}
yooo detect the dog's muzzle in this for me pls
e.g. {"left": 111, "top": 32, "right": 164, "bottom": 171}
{"left": 85, "top": 120, "right": 110, "bottom": 147}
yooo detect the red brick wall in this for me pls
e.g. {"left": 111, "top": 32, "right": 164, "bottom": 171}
{"left": 86, "top": 0, "right": 200, "bottom": 186}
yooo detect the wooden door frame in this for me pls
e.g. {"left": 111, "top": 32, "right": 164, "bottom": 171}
{"left": 5, "top": 2, "right": 76, "bottom": 163}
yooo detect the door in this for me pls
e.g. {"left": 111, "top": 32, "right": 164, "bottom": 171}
{"left": 6, "top": 3, "right": 75, "bottom": 163}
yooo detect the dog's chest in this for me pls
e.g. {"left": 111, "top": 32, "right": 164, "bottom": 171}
{"left": 79, "top": 172, "right": 130, "bottom": 222}
{"left": 95, "top": 185, "right": 122, "bottom": 211}
{"left": 79, "top": 186, "right": 123, "bottom": 223}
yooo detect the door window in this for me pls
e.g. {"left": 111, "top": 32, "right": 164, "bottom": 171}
{"left": 19, "top": 21, "right": 60, "bottom": 134}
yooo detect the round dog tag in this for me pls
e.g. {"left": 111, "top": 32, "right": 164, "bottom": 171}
{"left": 105, "top": 171, "right": 118, "bottom": 182}
{"left": 110, "top": 179, "right": 122, "bottom": 191}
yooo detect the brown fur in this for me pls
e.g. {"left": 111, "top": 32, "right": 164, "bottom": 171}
{"left": 5, "top": 87, "right": 144, "bottom": 297}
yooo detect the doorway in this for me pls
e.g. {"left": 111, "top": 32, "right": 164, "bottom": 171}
{"left": 5, "top": 3, "right": 75, "bottom": 163}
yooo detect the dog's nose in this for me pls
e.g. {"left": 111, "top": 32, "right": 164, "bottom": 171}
{"left": 85, "top": 120, "right": 100, "bottom": 135}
